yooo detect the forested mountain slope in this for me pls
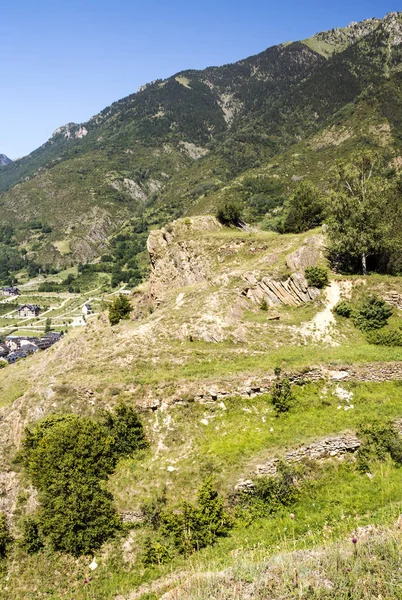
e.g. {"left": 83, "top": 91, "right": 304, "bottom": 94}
{"left": 1, "top": 12, "right": 402, "bottom": 265}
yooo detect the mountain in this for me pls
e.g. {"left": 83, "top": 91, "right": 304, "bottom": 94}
{"left": 0, "top": 154, "right": 12, "bottom": 167}
{"left": 1, "top": 11, "right": 402, "bottom": 266}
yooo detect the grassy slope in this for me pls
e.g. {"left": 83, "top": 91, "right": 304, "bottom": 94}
{"left": 0, "top": 222, "right": 401, "bottom": 597}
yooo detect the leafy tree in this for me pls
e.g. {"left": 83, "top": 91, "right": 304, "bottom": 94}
{"left": 216, "top": 201, "right": 243, "bottom": 226}
{"left": 44, "top": 318, "right": 52, "bottom": 333}
{"left": 326, "top": 151, "right": 389, "bottom": 275}
{"left": 19, "top": 406, "right": 145, "bottom": 556}
{"left": 108, "top": 294, "right": 132, "bottom": 325}
{"left": 283, "top": 180, "right": 324, "bottom": 233}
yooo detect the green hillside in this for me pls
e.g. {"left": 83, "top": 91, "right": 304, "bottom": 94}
{"left": 1, "top": 12, "right": 402, "bottom": 268}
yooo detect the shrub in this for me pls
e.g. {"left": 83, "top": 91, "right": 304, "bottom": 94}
{"left": 241, "top": 463, "right": 300, "bottom": 518}
{"left": 216, "top": 201, "right": 242, "bottom": 226}
{"left": 101, "top": 402, "right": 147, "bottom": 459}
{"left": 356, "top": 421, "right": 402, "bottom": 472}
{"left": 352, "top": 295, "right": 392, "bottom": 332}
{"left": 333, "top": 300, "right": 353, "bottom": 318}
{"left": 271, "top": 374, "right": 294, "bottom": 415}
{"left": 19, "top": 517, "right": 44, "bottom": 554}
{"left": 260, "top": 298, "right": 268, "bottom": 311}
{"left": 366, "top": 328, "right": 402, "bottom": 346}
{"left": 0, "top": 513, "right": 12, "bottom": 558}
{"left": 19, "top": 405, "right": 145, "bottom": 556}
{"left": 142, "top": 538, "right": 171, "bottom": 566}
{"left": 160, "top": 477, "right": 232, "bottom": 555}
{"left": 304, "top": 266, "right": 329, "bottom": 289}
{"left": 108, "top": 294, "right": 132, "bottom": 325}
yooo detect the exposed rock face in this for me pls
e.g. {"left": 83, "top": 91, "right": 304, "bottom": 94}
{"left": 0, "top": 154, "right": 12, "bottom": 167}
{"left": 256, "top": 435, "right": 361, "bottom": 476}
{"left": 285, "top": 235, "right": 325, "bottom": 271}
{"left": 384, "top": 292, "right": 402, "bottom": 310}
{"left": 147, "top": 216, "right": 222, "bottom": 305}
{"left": 243, "top": 271, "right": 320, "bottom": 307}
{"left": 236, "top": 434, "right": 361, "bottom": 492}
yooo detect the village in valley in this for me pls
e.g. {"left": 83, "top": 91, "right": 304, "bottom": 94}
{"left": 0, "top": 275, "right": 129, "bottom": 366}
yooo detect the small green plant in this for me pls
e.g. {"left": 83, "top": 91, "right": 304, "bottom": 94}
{"left": 142, "top": 538, "right": 171, "bottom": 566}
{"left": 108, "top": 294, "right": 132, "bottom": 325}
{"left": 0, "top": 513, "right": 12, "bottom": 559}
{"left": 160, "top": 477, "right": 232, "bottom": 555}
{"left": 19, "top": 517, "right": 44, "bottom": 554}
{"left": 271, "top": 372, "right": 295, "bottom": 415}
{"left": 304, "top": 266, "right": 329, "bottom": 289}
{"left": 240, "top": 463, "right": 300, "bottom": 518}
{"left": 352, "top": 295, "right": 392, "bottom": 332}
{"left": 356, "top": 420, "right": 402, "bottom": 472}
{"left": 333, "top": 300, "right": 353, "bottom": 318}
{"left": 366, "top": 328, "right": 402, "bottom": 346}
{"left": 216, "top": 201, "right": 242, "bottom": 226}
{"left": 260, "top": 298, "right": 268, "bottom": 311}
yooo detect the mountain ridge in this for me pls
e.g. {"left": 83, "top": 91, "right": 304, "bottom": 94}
{"left": 0, "top": 11, "right": 402, "bottom": 266}
{"left": 0, "top": 154, "right": 12, "bottom": 167}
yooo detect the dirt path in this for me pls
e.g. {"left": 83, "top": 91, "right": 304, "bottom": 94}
{"left": 299, "top": 280, "right": 352, "bottom": 345}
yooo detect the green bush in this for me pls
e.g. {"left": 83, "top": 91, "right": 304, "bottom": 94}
{"left": 142, "top": 538, "right": 171, "bottom": 566}
{"left": 304, "top": 266, "right": 329, "bottom": 289}
{"left": 19, "top": 405, "right": 145, "bottom": 556}
{"left": 352, "top": 295, "right": 393, "bottom": 332}
{"left": 271, "top": 374, "right": 295, "bottom": 415}
{"left": 19, "top": 517, "right": 44, "bottom": 554}
{"left": 260, "top": 298, "right": 268, "bottom": 311}
{"left": 216, "top": 201, "right": 242, "bottom": 226}
{"left": 366, "top": 328, "right": 402, "bottom": 346}
{"left": 160, "top": 477, "right": 232, "bottom": 555}
{"left": 101, "top": 402, "right": 147, "bottom": 459}
{"left": 356, "top": 421, "right": 402, "bottom": 472}
{"left": 240, "top": 463, "right": 300, "bottom": 518}
{"left": 0, "top": 513, "right": 12, "bottom": 558}
{"left": 333, "top": 300, "right": 353, "bottom": 318}
{"left": 108, "top": 294, "right": 132, "bottom": 325}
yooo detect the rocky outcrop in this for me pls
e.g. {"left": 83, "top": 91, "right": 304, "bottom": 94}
{"left": 384, "top": 292, "right": 402, "bottom": 310}
{"left": 135, "top": 362, "right": 402, "bottom": 410}
{"left": 147, "top": 216, "right": 222, "bottom": 305}
{"left": 0, "top": 154, "right": 12, "bottom": 167}
{"left": 243, "top": 271, "right": 320, "bottom": 307}
{"left": 286, "top": 235, "right": 325, "bottom": 271}
{"left": 236, "top": 434, "right": 361, "bottom": 492}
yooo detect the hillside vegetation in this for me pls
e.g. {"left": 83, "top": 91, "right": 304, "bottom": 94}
{"left": 1, "top": 12, "right": 402, "bottom": 267}
{"left": 0, "top": 213, "right": 400, "bottom": 597}
{"left": 0, "top": 11, "right": 402, "bottom": 600}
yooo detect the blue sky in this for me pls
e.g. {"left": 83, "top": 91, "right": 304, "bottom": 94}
{"left": 1, "top": 0, "right": 400, "bottom": 158}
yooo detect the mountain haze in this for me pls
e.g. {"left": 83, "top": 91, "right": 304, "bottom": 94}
{"left": 1, "top": 11, "right": 402, "bottom": 265}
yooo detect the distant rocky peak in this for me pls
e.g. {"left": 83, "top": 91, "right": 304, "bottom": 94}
{"left": 0, "top": 154, "right": 12, "bottom": 167}
{"left": 51, "top": 123, "right": 88, "bottom": 140}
